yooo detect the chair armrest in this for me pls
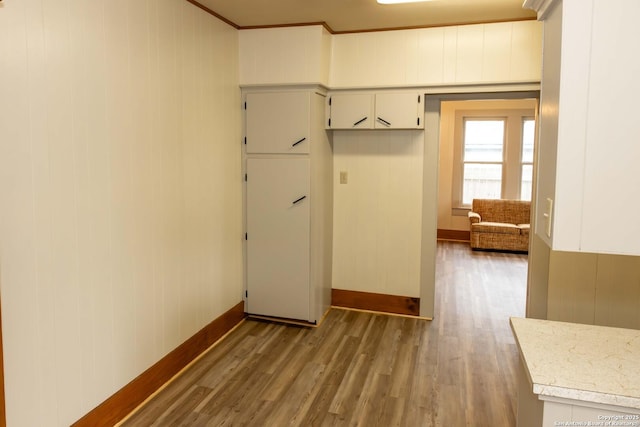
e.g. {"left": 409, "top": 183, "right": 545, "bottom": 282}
{"left": 468, "top": 211, "right": 481, "bottom": 224}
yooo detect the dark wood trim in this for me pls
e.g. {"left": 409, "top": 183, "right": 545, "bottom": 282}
{"left": 72, "top": 301, "right": 246, "bottom": 427}
{"left": 437, "top": 229, "right": 471, "bottom": 242}
{"left": 239, "top": 21, "right": 334, "bottom": 34}
{"left": 236, "top": 17, "right": 536, "bottom": 35}
{"left": 184, "top": 0, "right": 240, "bottom": 29}
{"left": 0, "top": 294, "right": 5, "bottom": 427}
{"left": 330, "top": 17, "right": 537, "bottom": 34}
{"left": 331, "top": 289, "right": 420, "bottom": 316}
{"left": 182, "top": 1, "right": 536, "bottom": 35}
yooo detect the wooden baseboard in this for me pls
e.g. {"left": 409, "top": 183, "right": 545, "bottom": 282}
{"left": 72, "top": 301, "right": 246, "bottom": 427}
{"left": 331, "top": 289, "right": 420, "bottom": 316}
{"left": 437, "top": 229, "right": 470, "bottom": 242}
{"left": 0, "top": 295, "right": 5, "bottom": 427}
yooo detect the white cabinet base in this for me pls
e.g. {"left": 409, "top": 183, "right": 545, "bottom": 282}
{"left": 517, "top": 360, "right": 640, "bottom": 427}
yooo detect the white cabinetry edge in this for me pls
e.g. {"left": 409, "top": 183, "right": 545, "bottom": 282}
{"left": 510, "top": 317, "right": 640, "bottom": 410}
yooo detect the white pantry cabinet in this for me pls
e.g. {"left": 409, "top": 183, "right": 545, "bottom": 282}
{"left": 243, "top": 86, "right": 333, "bottom": 324}
{"left": 326, "top": 91, "right": 424, "bottom": 130}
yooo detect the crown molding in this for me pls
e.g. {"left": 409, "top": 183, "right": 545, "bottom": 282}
{"left": 522, "top": 0, "right": 558, "bottom": 21}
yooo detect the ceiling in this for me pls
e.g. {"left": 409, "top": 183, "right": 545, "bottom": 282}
{"left": 196, "top": 0, "right": 537, "bottom": 33}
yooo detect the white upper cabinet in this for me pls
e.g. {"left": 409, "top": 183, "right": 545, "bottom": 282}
{"left": 327, "top": 93, "right": 374, "bottom": 129}
{"left": 245, "top": 91, "right": 310, "bottom": 154}
{"left": 326, "top": 91, "right": 424, "bottom": 130}
{"left": 374, "top": 92, "right": 423, "bottom": 129}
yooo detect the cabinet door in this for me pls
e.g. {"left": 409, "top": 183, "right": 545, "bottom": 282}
{"left": 246, "top": 92, "right": 310, "bottom": 154}
{"left": 327, "top": 93, "right": 374, "bottom": 129}
{"left": 374, "top": 92, "right": 423, "bottom": 129}
{"left": 246, "top": 158, "right": 310, "bottom": 321}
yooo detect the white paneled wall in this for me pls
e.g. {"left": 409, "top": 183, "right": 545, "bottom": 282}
{"left": 332, "top": 131, "right": 424, "bottom": 298}
{"left": 237, "top": 21, "right": 541, "bottom": 88}
{"left": 239, "top": 25, "right": 332, "bottom": 85}
{"left": 0, "top": 0, "right": 242, "bottom": 425}
{"left": 330, "top": 21, "right": 542, "bottom": 88}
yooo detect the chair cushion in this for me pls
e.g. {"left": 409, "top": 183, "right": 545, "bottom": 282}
{"left": 471, "top": 222, "right": 520, "bottom": 235}
{"left": 471, "top": 199, "right": 531, "bottom": 225}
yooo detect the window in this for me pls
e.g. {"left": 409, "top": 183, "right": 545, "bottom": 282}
{"left": 451, "top": 106, "right": 536, "bottom": 210}
{"left": 520, "top": 118, "right": 535, "bottom": 201}
{"left": 462, "top": 119, "right": 505, "bottom": 205}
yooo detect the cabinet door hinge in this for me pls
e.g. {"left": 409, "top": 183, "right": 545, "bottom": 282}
{"left": 244, "top": 102, "right": 247, "bottom": 110}
{"left": 244, "top": 173, "right": 247, "bottom": 182}
{"left": 329, "top": 97, "right": 332, "bottom": 106}
{"left": 328, "top": 118, "right": 331, "bottom": 127}
{"left": 417, "top": 117, "right": 420, "bottom": 126}
{"left": 418, "top": 95, "right": 421, "bottom": 103}
{"left": 245, "top": 233, "right": 248, "bottom": 240}
{"left": 244, "top": 137, "right": 247, "bottom": 145}
{"left": 245, "top": 290, "right": 248, "bottom": 298}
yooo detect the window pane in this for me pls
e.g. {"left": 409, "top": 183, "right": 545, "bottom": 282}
{"left": 521, "top": 164, "right": 533, "bottom": 201}
{"left": 463, "top": 163, "right": 502, "bottom": 205}
{"left": 463, "top": 120, "right": 505, "bottom": 162}
{"left": 522, "top": 119, "right": 535, "bottom": 163}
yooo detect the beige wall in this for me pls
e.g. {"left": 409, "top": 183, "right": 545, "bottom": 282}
{"left": 527, "top": 243, "right": 640, "bottom": 330}
{"left": 0, "top": 0, "right": 242, "bottom": 425}
{"left": 545, "top": 251, "right": 640, "bottom": 329}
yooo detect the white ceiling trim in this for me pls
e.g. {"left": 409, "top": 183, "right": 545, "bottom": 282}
{"left": 523, "top": 0, "right": 559, "bottom": 20}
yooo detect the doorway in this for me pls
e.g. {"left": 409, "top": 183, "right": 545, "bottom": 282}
{"left": 419, "top": 90, "right": 540, "bottom": 319}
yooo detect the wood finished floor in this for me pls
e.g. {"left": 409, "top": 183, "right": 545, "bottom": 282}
{"left": 121, "top": 241, "right": 528, "bottom": 426}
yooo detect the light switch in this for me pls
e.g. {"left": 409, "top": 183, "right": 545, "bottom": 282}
{"left": 340, "top": 171, "right": 348, "bottom": 184}
{"left": 544, "top": 198, "right": 553, "bottom": 238}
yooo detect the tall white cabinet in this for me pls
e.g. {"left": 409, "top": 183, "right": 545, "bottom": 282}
{"left": 527, "top": 0, "right": 640, "bottom": 256}
{"left": 243, "top": 86, "right": 333, "bottom": 324}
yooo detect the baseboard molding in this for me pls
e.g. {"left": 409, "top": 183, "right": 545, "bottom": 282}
{"left": 437, "top": 229, "right": 470, "bottom": 242}
{"left": 331, "top": 289, "right": 420, "bottom": 316}
{"left": 72, "top": 301, "right": 246, "bottom": 427}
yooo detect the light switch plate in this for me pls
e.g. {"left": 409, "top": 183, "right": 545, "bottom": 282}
{"left": 340, "top": 171, "right": 348, "bottom": 184}
{"left": 545, "top": 198, "right": 553, "bottom": 238}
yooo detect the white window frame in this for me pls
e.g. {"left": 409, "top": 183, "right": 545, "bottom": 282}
{"left": 520, "top": 117, "right": 536, "bottom": 202}
{"left": 452, "top": 108, "right": 536, "bottom": 211}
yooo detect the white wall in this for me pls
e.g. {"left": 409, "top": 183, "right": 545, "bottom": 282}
{"left": 239, "top": 25, "right": 332, "bottom": 86}
{"left": 238, "top": 21, "right": 542, "bottom": 88}
{"left": 332, "top": 131, "right": 424, "bottom": 298}
{"left": 330, "top": 21, "right": 542, "bottom": 88}
{"left": 0, "top": 0, "right": 242, "bottom": 425}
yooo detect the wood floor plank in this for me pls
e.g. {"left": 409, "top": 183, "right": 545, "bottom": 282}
{"left": 121, "top": 241, "right": 527, "bottom": 426}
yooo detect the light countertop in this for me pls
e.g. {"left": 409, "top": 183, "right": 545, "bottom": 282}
{"left": 510, "top": 317, "right": 640, "bottom": 409}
